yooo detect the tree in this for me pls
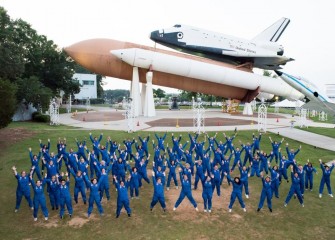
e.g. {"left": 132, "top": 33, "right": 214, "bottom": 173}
{"left": 0, "top": 79, "right": 17, "bottom": 128}
{"left": 16, "top": 76, "right": 53, "bottom": 111}
{"left": 0, "top": 7, "right": 80, "bottom": 116}
{"left": 153, "top": 88, "right": 166, "bottom": 98}
{"left": 104, "top": 89, "right": 129, "bottom": 103}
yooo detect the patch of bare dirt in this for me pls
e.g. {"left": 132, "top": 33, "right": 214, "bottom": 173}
{"left": 68, "top": 216, "right": 89, "bottom": 228}
{"left": 0, "top": 127, "right": 35, "bottom": 149}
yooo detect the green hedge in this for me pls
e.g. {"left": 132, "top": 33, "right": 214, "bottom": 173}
{"left": 32, "top": 111, "right": 50, "bottom": 122}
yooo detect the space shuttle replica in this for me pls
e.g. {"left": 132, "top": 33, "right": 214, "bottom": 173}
{"left": 65, "top": 17, "right": 321, "bottom": 117}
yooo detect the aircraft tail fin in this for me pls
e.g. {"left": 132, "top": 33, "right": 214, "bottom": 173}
{"left": 252, "top": 17, "right": 290, "bottom": 42}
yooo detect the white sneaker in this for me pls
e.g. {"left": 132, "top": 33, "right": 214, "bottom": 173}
{"left": 131, "top": 197, "right": 134, "bottom": 199}
{"left": 329, "top": 194, "right": 334, "bottom": 198}
{"left": 167, "top": 187, "right": 170, "bottom": 191}
{"left": 176, "top": 186, "right": 179, "bottom": 189}
{"left": 245, "top": 194, "right": 249, "bottom": 199}
{"left": 319, "top": 194, "right": 322, "bottom": 198}
{"left": 195, "top": 207, "right": 199, "bottom": 212}
{"left": 243, "top": 208, "right": 246, "bottom": 212}
{"left": 301, "top": 204, "right": 304, "bottom": 207}
{"left": 208, "top": 209, "right": 211, "bottom": 213}
{"left": 45, "top": 217, "right": 48, "bottom": 220}
{"left": 204, "top": 209, "right": 207, "bottom": 213}
{"left": 14, "top": 209, "right": 18, "bottom": 213}
{"left": 284, "top": 203, "right": 287, "bottom": 207}
{"left": 31, "top": 207, "right": 34, "bottom": 210}
{"left": 228, "top": 209, "right": 232, "bottom": 213}
{"left": 173, "top": 207, "right": 176, "bottom": 211}
{"left": 34, "top": 218, "right": 37, "bottom": 221}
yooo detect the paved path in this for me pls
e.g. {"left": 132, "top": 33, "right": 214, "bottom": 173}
{"left": 58, "top": 108, "right": 335, "bottom": 152}
{"left": 268, "top": 127, "right": 335, "bottom": 152}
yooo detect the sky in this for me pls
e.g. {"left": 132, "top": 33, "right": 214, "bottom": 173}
{"left": 2, "top": 0, "right": 335, "bottom": 93}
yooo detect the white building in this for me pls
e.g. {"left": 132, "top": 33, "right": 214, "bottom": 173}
{"left": 73, "top": 73, "right": 97, "bottom": 99}
{"left": 325, "top": 84, "right": 335, "bottom": 100}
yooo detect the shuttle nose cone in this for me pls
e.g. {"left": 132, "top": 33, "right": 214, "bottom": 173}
{"left": 150, "top": 30, "right": 160, "bottom": 42}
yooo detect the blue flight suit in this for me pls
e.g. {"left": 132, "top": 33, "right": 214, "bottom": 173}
{"left": 29, "top": 151, "right": 42, "bottom": 181}
{"left": 231, "top": 147, "right": 244, "bottom": 171}
{"left": 90, "top": 134, "right": 103, "bottom": 160}
{"left": 227, "top": 175, "right": 245, "bottom": 209}
{"left": 155, "top": 133, "right": 167, "bottom": 151}
{"left": 166, "top": 161, "right": 178, "bottom": 188}
{"left": 212, "top": 168, "right": 221, "bottom": 196}
{"left": 30, "top": 178, "right": 48, "bottom": 219}
{"left": 304, "top": 164, "right": 317, "bottom": 190}
{"left": 194, "top": 162, "right": 204, "bottom": 190}
{"left": 269, "top": 168, "right": 280, "bottom": 198}
{"left": 252, "top": 134, "right": 262, "bottom": 155}
{"left": 14, "top": 173, "right": 33, "bottom": 210}
{"left": 258, "top": 177, "right": 273, "bottom": 210}
{"left": 239, "top": 166, "right": 250, "bottom": 196}
{"left": 84, "top": 176, "right": 104, "bottom": 216}
{"left": 130, "top": 172, "right": 140, "bottom": 198}
{"left": 319, "top": 163, "right": 334, "bottom": 195}
{"left": 69, "top": 169, "right": 87, "bottom": 204}
{"left": 115, "top": 180, "right": 131, "bottom": 217}
{"left": 45, "top": 178, "right": 60, "bottom": 209}
{"left": 285, "top": 172, "right": 304, "bottom": 205}
{"left": 138, "top": 136, "right": 149, "bottom": 156}
{"left": 150, "top": 176, "right": 166, "bottom": 210}
{"left": 201, "top": 177, "right": 213, "bottom": 211}
{"left": 59, "top": 180, "right": 73, "bottom": 218}
{"left": 174, "top": 172, "right": 197, "bottom": 208}
{"left": 123, "top": 139, "right": 135, "bottom": 160}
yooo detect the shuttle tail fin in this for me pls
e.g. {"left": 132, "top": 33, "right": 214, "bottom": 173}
{"left": 252, "top": 17, "right": 290, "bottom": 42}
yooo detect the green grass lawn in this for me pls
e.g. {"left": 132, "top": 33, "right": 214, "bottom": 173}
{"left": 0, "top": 122, "right": 335, "bottom": 240}
{"left": 296, "top": 126, "right": 335, "bottom": 138}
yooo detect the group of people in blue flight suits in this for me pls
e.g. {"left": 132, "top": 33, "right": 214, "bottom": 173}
{"left": 12, "top": 131, "right": 334, "bottom": 221}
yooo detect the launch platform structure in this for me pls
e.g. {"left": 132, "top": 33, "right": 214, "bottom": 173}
{"left": 193, "top": 96, "right": 205, "bottom": 134}
{"left": 49, "top": 98, "right": 60, "bottom": 125}
{"left": 124, "top": 97, "right": 134, "bottom": 133}
{"left": 86, "top": 97, "right": 90, "bottom": 112}
{"left": 299, "top": 108, "right": 308, "bottom": 128}
{"left": 257, "top": 98, "right": 267, "bottom": 132}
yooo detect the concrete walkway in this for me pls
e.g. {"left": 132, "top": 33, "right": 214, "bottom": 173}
{"left": 59, "top": 107, "right": 335, "bottom": 152}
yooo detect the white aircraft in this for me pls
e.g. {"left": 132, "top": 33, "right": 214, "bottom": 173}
{"left": 275, "top": 71, "right": 334, "bottom": 104}
{"left": 150, "top": 17, "right": 293, "bottom": 70}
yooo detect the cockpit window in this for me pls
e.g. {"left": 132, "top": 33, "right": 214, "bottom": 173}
{"left": 173, "top": 24, "right": 181, "bottom": 28}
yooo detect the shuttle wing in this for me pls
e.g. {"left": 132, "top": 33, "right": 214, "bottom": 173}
{"left": 252, "top": 17, "right": 290, "bottom": 42}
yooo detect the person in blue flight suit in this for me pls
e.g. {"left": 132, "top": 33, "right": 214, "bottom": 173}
{"left": 225, "top": 172, "right": 246, "bottom": 213}
{"left": 45, "top": 175, "right": 60, "bottom": 210}
{"left": 252, "top": 133, "right": 262, "bottom": 155}
{"left": 123, "top": 138, "right": 135, "bottom": 160}
{"left": 201, "top": 172, "right": 214, "bottom": 213}
{"left": 269, "top": 136, "right": 284, "bottom": 163}
{"left": 238, "top": 162, "right": 250, "bottom": 199}
{"left": 286, "top": 142, "right": 301, "bottom": 161}
{"left": 318, "top": 159, "right": 334, "bottom": 198}
{"left": 94, "top": 162, "right": 113, "bottom": 201}
{"left": 150, "top": 170, "right": 166, "bottom": 212}
{"left": 130, "top": 167, "right": 140, "bottom": 199}
{"left": 173, "top": 168, "right": 198, "bottom": 212}
{"left": 155, "top": 132, "right": 167, "bottom": 151}
{"left": 69, "top": 167, "right": 87, "bottom": 204}
{"left": 75, "top": 138, "right": 88, "bottom": 162}
{"left": 257, "top": 173, "right": 277, "bottom": 212}
{"left": 138, "top": 135, "right": 150, "bottom": 157}
{"left": 84, "top": 173, "right": 104, "bottom": 217}
{"left": 303, "top": 160, "right": 317, "bottom": 191}
{"left": 114, "top": 175, "right": 132, "bottom": 218}
{"left": 29, "top": 167, "right": 49, "bottom": 221}
{"left": 89, "top": 132, "right": 103, "bottom": 160}
{"left": 211, "top": 164, "right": 221, "bottom": 196}
{"left": 58, "top": 173, "right": 73, "bottom": 219}
{"left": 223, "top": 132, "right": 237, "bottom": 154}
{"left": 166, "top": 159, "right": 179, "bottom": 190}
{"left": 284, "top": 166, "right": 304, "bottom": 207}
{"left": 12, "top": 166, "right": 33, "bottom": 212}
{"left": 29, "top": 147, "right": 43, "bottom": 181}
